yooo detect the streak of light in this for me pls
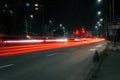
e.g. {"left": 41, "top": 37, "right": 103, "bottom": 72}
{"left": 0, "top": 38, "right": 105, "bottom": 57}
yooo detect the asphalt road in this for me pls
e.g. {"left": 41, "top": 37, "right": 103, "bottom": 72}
{"left": 0, "top": 41, "right": 107, "bottom": 80}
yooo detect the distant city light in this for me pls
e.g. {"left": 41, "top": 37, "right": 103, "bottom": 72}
{"left": 97, "top": 21, "right": 100, "bottom": 24}
{"left": 26, "top": 3, "right": 30, "bottom": 7}
{"left": 100, "top": 18, "right": 103, "bottom": 22}
{"left": 35, "top": 7, "right": 39, "bottom": 11}
{"left": 9, "top": 10, "right": 13, "bottom": 14}
{"left": 3, "top": 9, "right": 6, "bottom": 12}
{"left": 5, "top": 4, "right": 8, "bottom": 7}
{"left": 98, "top": 11, "right": 101, "bottom": 15}
{"left": 35, "top": 4, "right": 39, "bottom": 7}
{"left": 49, "top": 20, "right": 52, "bottom": 23}
{"left": 30, "top": 14, "right": 34, "bottom": 18}
{"left": 95, "top": 26, "right": 98, "bottom": 29}
{"left": 60, "top": 24, "right": 62, "bottom": 27}
{"left": 98, "top": 23, "right": 101, "bottom": 26}
{"left": 62, "top": 27, "right": 65, "bottom": 29}
{"left": 53, "top": 29, "right": 56, "bottom": 32}
{"left": 97, "top": 0, "right": 102, "bottom": 3}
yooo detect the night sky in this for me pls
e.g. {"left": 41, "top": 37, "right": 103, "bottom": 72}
{"left": 44, "top": 0, "right": 120, "bottom": 31}
{"left": 0, "top": 0, "right": 120, "bottom": 35}
{"left": 44, "top": 0, "right": 97, "bottom": 31}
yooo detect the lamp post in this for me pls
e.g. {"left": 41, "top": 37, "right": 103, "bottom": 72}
{"left": 95, "top": 26, "right": 99, "bottom": 37}
{"left": 25, "top": 14, "right": 34, "bottom": 35}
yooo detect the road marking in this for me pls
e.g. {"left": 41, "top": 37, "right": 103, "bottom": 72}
{"left": 0, "top": 64, "right": 14, "bottom": 69}
{"left": 90, "top": 49, "right": 96, "bottom": 51}
{"left": 46, "top": 53, "right": 59, "bottom": 57}
{"left": 96, "top": 45, "right": 103, "bottom": 48}
{"left": 96, "top": 43, "right": 106, "bottom": 48}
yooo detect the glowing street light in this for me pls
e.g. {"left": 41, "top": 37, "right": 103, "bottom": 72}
{"left": 100, "top": 18, "right": 103, "bottom": 22}
{"left": 97, "top": 21, "right": 100, "bottom": 24}
{"left": 95, "top": 26, "right": 99, "bottom": 37}
{"left": 49, "top": 20, "right": 52, "bottom": 23}
{"left": 30, "top": 14, "right": 34, "bottom": 18}
{"left": 98, "top": 23, "right": 101, "bottom": 26}
{"left": 35, "top": 7, "right": 39, "bottom": 11}
{"left": 97, "top": 0, "right": 102, "bottom": 3}
{"left": 98, "top": 11, "right": 101, "bottom": 15}
{"left": 95, "top": 26, "right": 98, "bottom": 29}
{"left": 5, "top": 4, "right": 8, "bottom": 8}
{"left": 35, "top": 4, "right": 39, "bottom": 7}
{"left": 62, "top": 27, "right": 65, "bottom": 30}
{"left": 60, "top": 24, "right": 62, "bottom": 27}
{"left": 26, "top": 3, "right": 30, "bottom": 7}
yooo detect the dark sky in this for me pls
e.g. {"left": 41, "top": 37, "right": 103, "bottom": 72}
{"left": 44, "top": 0, "right": 98, "bottom": 31}
{"left": 0, "top": 0, "right": 119, "bottom": 35}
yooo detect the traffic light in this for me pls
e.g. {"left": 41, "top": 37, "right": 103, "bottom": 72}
{"left": 74, "top": 30, "right": 80, "bottom": 35}
{"left": 81, "top": 28, "right": 86, "bottom": 34}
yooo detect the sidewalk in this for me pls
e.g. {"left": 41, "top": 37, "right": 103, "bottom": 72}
{"left": 96, "top": 50, "right": 120, "bottom": 80}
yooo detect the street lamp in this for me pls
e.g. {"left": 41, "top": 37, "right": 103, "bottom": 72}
{"left": 49, "top": 20, "right": 52, "bottom": 24}
{"left": 30, "top": 14, "right": 34, "bottom": 18}
{"left": 100, "top": 18, "right": 103, "bottom": 22}
{"left": 98, "top": 23, "right": 101, "bottom": 26}
{"left": 5, "top": 4, "right": 8, "bottom": 8}
{"left": 97, "top": 21, "right": 100, "bottom": 24}
{"left": 95, "top": 26, "right": 99, "bottom": 37}
{"left": 25, "top": 14, "right": 34, "bottom": 35}
{"left": 95, "top": 26, "right": 98, "bottom": 29}
{"left": 60, "top": 24, "right": 62, "bottom": 27}
{"left": 35, "top": 3, "right": 39, "bottom": 11}
{"left": 26, "top": 3, "right": 30, "bottom": 7}
{"left": 97, "top": 0, "right": 102, "bottom": 3}
{"left": 98, "top": 11, "right": 101, "bottom": 15}
{"left": 35, "top": 4, "right": 39, "bottom": 7}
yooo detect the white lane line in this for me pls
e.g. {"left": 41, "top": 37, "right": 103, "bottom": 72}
{"left": 0, "top": 64, "right": 14, "bottom": 69}
{"left": 96, "top": 45, "right": 103, "bottom": 48}
{"left": 46, "top": 53, "right": 59, "bottom": 57}
{"left": 96, "top": 43, "right": 107, "bottom": 48}
{"left": 90, "top": 49, "right": 96, "bottom": 51}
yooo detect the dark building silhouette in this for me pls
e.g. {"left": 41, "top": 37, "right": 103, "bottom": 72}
{"left": 0, "top": 0, "right": 44, "bottom": 35}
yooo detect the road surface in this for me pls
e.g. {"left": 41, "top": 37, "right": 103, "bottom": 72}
{"left": 0, "top": 41, "right": 107, "bottom": 80}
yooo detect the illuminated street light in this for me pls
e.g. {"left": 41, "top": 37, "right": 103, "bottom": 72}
{"left": 60, "top": 24, "right": 62, "bottom": 27}
{"left": 35, "top": 7, "right": 39, "bottom": 11}
{"left": 26, "top": 3, "right": 30, "bottom": 7}
{"left": 53, "top": 29, "right": 56, "bottom": 32}
{"left": 100, "top": 18, "right": 103, "bottom": 22}
{"left": 97, "top": 0, "right": 102, "bottom": 3}
{"left": 95, "top": 26, "right": 99, "bottom": 37}
{"left": 9, "top": 10, "right": 13, "bottom": 14}
{"left": 98, "top": 23, "right": 101, "bottom": 26}
{"left": 3, "top": 9, "right": 6, "bottom": 12}
{"left": 5, "top": 4, "right": 8, "bottom": 8}
{"left": 95, "top": 26, "right": 98, "bottom": 29}
{"left": 97, "top": 21, "right": 100, "bottom": 24}
{"left": 30, "top": 14, "right": 34, "bottom": 18}
{"left": 35, "top": 4, "right": 39, "bottom": 7}
{"left": 49, "top": 20, "right": 52, "bottom": 23}
{"left": 98, "top": 11, "right": 101, "bottom": 15}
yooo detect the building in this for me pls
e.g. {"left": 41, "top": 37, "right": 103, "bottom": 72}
{"left": 0, "top": 0, "right": 44, "bottom": 35}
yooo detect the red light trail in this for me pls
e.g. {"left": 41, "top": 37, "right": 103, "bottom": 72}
{"left": 0, "top": 38, "right": 105, "bottom": 57}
